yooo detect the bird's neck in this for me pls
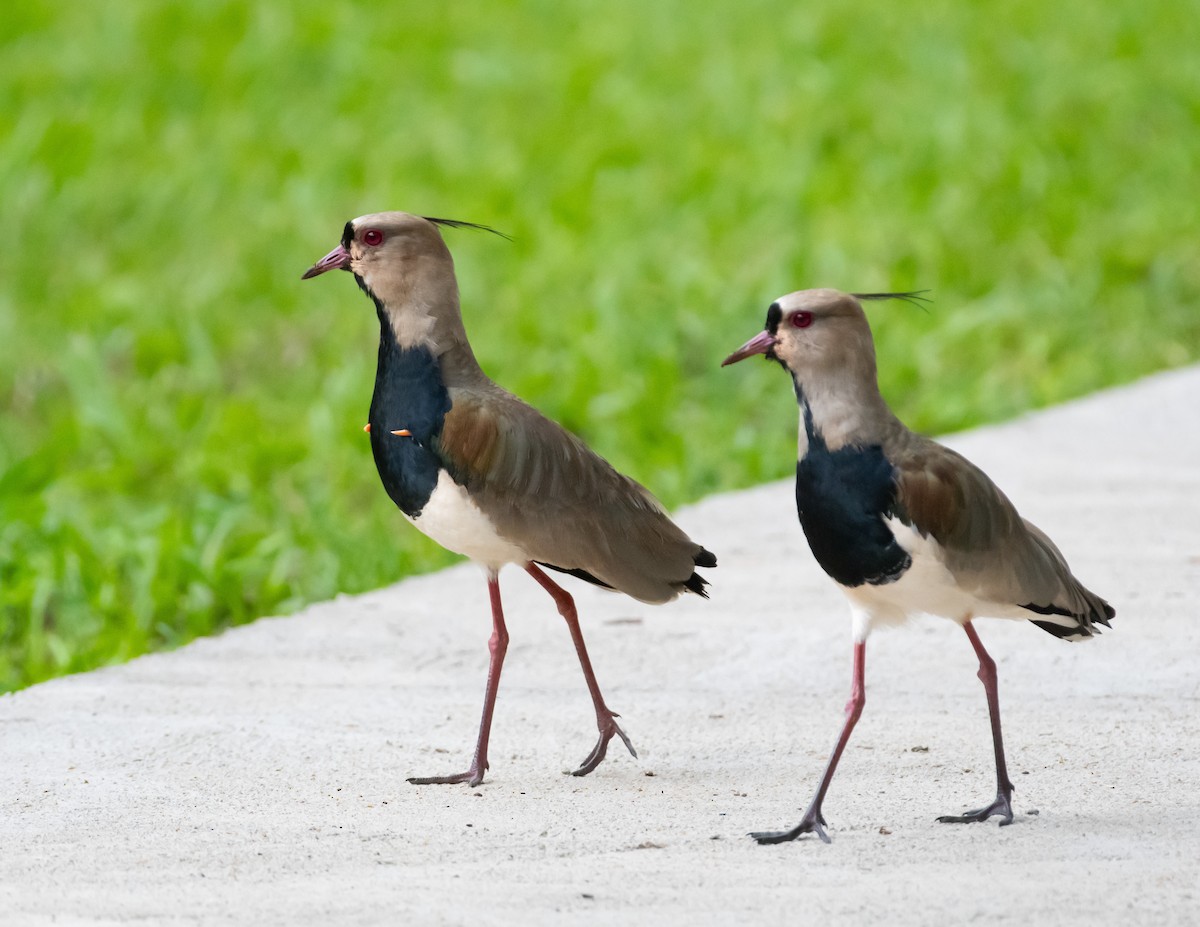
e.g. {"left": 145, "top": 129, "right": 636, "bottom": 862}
{"left": 793, "top": 375, "right": 899, "bottom": 458}
{"left": 359, "top": 252, "right": 483, "bottom": 353}
{"left": 355, "top": 248, "right": 479, "bottom": 357}
{"left": 371, "top": 297, "right": 489, "bottom": 392}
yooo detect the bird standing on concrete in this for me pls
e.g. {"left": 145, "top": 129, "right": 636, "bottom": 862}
{"left": 303, "top": 212, "right": 715, "bottom": 786}
{"left": 723, "top": 288, "right": 1113, "bottom": 844}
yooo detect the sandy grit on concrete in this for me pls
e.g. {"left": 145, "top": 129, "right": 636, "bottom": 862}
{"left": 2, "top": 366, "right": 1199, "bottom": 926}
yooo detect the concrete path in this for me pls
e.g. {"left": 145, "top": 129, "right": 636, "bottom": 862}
{"left": 3, "top": 367, "right": 1199, "bottom": 926}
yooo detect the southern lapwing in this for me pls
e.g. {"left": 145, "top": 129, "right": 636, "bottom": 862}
{"left": 302, "top": 211, "right": 715, "bottom": 787}
{"left": 722, "top": 288, "right": 1113, "bottom": 844}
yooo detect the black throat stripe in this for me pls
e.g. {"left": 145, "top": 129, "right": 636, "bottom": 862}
{"left": 793, "top": 387, "right": 912, "bottom": 587}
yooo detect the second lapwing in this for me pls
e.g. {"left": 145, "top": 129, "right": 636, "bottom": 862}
{"left": 723, "top": 288, "right": 1113, "bottom": 844}
{"left": 303, "top": 212, "right": 715, "bottom": 787}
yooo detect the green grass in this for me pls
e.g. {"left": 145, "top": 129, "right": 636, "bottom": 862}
{"left": 2, "top": 0, "right": 1197, "bottom": 691}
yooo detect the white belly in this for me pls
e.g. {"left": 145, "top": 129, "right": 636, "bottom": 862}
{"left": 843, "top": 517, "right": 1032, "bottom": 635}
{"left": 407, "top": 471, "right": 528, "bottom": 569}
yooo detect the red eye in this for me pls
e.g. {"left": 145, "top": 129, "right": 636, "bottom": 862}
{"left": 362, "top": 229, "right": 384, "bottom": 246}
{"left": 790, "top": 311, "right": 814, "bottom": 328}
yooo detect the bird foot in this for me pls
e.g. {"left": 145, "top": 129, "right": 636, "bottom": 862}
{"left": 750, "top": 808, "right": 831, "bottom": 845}
{"left": 936, "top": 788, "right": 1014, "bottom": 826}
{"left": 570, "top": 712, "right": 636, "bottom": 777}
{"left": 407, "top": 762, "right": 487, "bottom": 788}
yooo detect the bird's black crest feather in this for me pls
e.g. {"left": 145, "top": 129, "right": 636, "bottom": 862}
{"left": 851, "top": 290, "right": 933, "bottom": 310}
{"left": 423, "top": 216, "right": 512, "bottom": 241}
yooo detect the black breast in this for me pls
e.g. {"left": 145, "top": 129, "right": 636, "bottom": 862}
{"left": 794, "top": 400, "right": 911, "bottom": 588}
{"left": 368, "top": 313, "right": 451, "bottom": 518}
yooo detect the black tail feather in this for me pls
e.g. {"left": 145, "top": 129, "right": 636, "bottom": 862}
{"left": 683, "top": 546, "right": 716, "bottom": 597}
{"left": 1024, "top": 596, "right": 1114, "bottom": 641}
{"left": 535, "top": 562, "right": 614, "bottom": 591}
{"left": 538, "top": 545, "right": 714, "bottom": 600}
{"left": 1031, "top": 619, "right": 1092, "bottom": 640}
{"left": 683, "top": 572, "right": 710, "bottom": 598}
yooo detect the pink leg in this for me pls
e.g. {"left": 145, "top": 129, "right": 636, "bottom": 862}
{"left": 752, "top": 640, "right": 866, "bottom": 845}
{"left": 525, "top": 563, "right": 636, "bottom": 775}
{"left": 408, "top": 572, "right": 508, "bottom": 788}
{"left": 937, "top": 621, "right": 1015, "bottom": 825}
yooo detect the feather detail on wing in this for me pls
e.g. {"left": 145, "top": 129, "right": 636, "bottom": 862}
{"left": 433, "top": 388, "right": 713, "bottom": 603}
{"left": 890, "top": 437, "right": 1113, "bottom": 634}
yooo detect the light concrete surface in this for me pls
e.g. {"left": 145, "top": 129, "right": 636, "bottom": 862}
{"left": 3, "top": 366, "right": 1199, "bottom": 926}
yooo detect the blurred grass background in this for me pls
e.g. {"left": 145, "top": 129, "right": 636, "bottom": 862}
{"left": 1, "top": 0, "right": 1197, "bottom": 691}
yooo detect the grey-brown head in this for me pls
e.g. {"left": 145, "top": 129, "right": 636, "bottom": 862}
{"left": 723, "top": 289, "right": 929, "bottom": 446}
{"left": 723, "top": 288, "right": 928, "bottom": 391}
{"left": 302, "top": 211, "right": 505, "bottom": 355}
{"left": 724, "top": 288, "right": 924, "bottom": 372}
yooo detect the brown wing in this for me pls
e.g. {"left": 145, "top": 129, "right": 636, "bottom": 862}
{"left": 433, "top": 387, "right": 712, "bottom": 603}
{"left": 891, "top": 436, "right": 1111, "bottom": 628}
